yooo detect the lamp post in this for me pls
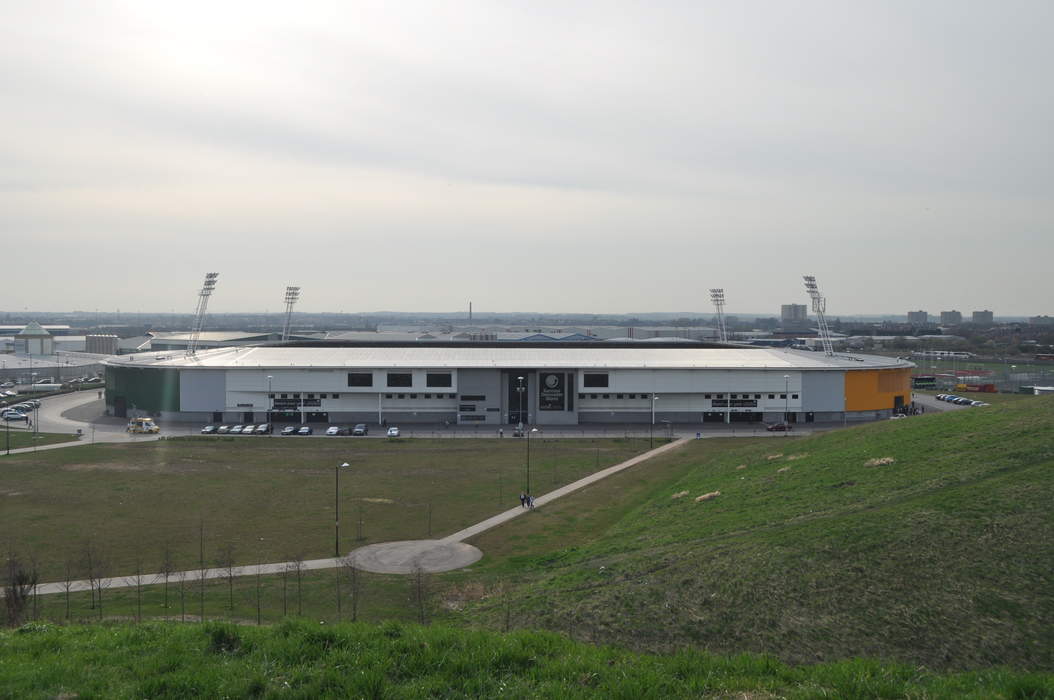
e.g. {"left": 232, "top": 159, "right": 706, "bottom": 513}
{"left": 1010, "top": 365, "right": 1017, "bottom": 393}
{"left": 650, "top": 395, "right": 659, "bottom": 448}
{"left": 525, "top": 427, "right": 538, "bottom": 494}
{"left": 335, "top": 461, "right": 349, "bottom": 557}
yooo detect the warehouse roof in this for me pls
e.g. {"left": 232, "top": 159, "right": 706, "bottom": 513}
{"left": 107, "top": 345, "right": 913, "bottom": 371}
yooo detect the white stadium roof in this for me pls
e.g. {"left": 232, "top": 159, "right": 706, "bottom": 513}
{"left": 107, "top": 346, "right": 913, "bottom": 371}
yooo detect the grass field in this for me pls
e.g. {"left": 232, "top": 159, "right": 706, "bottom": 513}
{"left": 458, "top": 395, "right": 1054, "bottom": 671}
{"left": 3, "top": 620, "right": 1051, "bottom": 699}
{"left": 0, "top": 436, "right": 655, "bottom": 580}
{"left": 0, "top": 429, "right": 82, "bottom": 450}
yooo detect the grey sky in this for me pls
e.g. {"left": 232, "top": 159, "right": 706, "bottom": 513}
{"left": 2, "top": 1, "right": 1051, "bottom": 315}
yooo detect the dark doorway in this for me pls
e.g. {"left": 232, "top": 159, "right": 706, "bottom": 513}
{"left": 805, "top": 412, "right": 815, "bottom": 423}
{"left": 242, "top": 411, "right": 255, "bottom": 423}
{"left": 305, "top": 412, "right": 329, "bottom": 423}
{"left": 893, "top": 395, "right": 905, "bottom": 410}
{"left": 702, "top": 412, "right": 725, "bottom": 423}
{"left": 113, "top": 396, "right": 127, "bottom": 418}
{"left": 507, "top": 372, "right": 531, "bottom": 425}
{"left": 729, "top": 412, "right": 762, "bottom": 423}
{"left": 270, "top": 411, "right": 300, "bottom": 423}
{"left": 212, "top": 411, "right": 223, "bottom": 423}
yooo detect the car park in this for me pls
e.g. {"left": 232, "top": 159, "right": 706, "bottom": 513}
{"left": 229, "top": 424, "right": 244, "bottom": 434}
{"left": 253, "top": 423, "right": 272, "bottom": 434}
{"left": 297, "top": 426, "right": 313, "bottom": 436}
{"left": 352, "top": 424, "right": 368, "bottom": 436}
{"left": 970, "top": 401, "right": 987, "bottom": 407}
{"left": 766, "top": 423, "right": 793, "bottom": 431}
{"left": 201, "top": 425, "right": 217, "bottom": 434}
{"left": 216, "top": 425, "right": 231, "bottom": 434}
{"left": 325, "top": 426, "right": 349, "bottom": 436}
{"left": 954, "top": 397, "right": 973, "bottom": 405}
{"left": 0, "top": 382, "right": 14, "bottom": 388}
{"left": 3, "top": 412, "right": 28, "bottom": 422}
{"left": 386, "top": 426, "right": 400, "bottom": 438}
{"left": 280, "top": 425, "right": 298, "bottom": 435}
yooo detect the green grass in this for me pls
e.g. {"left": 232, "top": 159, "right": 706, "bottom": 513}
{"left": 0, "top": 437, "right": 654, "bottom": 580}
{"left": 458, "top": 396, "right": 1054, "bottom": 671}
{"left": 0, "top": 429, "right": 82, "bottom": 450}
{"left": 1, "top": 620, "right": 1050, "bottom": 698}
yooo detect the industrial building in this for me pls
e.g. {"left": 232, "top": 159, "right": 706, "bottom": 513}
{"left": 104, "top": 342, "right": 914, "bottom": 426}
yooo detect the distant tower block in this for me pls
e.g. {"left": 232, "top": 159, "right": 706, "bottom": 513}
{"left": 802, "top": 275, "right": 834, "bottom": 356}
{"left": 187, "top": 272, "right": 220, "bottom": 355}
{"left": 709, "top": 288, "right": 728, "bottom": 343}
{"left": 282, "top": 286, "right": 301, "bottom": 342}
{"left": 469, "top": 301, "right": 473, "bottom": 322}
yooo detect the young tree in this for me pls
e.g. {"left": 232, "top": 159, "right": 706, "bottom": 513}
{"left": 61, "top": 557, "right": 76, "bottom": 622}
{"left": 198, "top": 520, "right": 207, "bottom": 622}
{"left": 158, "top": 541, "right": 176, "bottom": 612}
{"left": 339, "top": 556, "right": 362, "bottom": 622}
{"left": 412, "top": 565, "right": 429, "bottom": 625}
{"left": 3, "top": 550, "right": 38, "bottom": 627}
{"left": 214, "top": 543, "right": 237, "bottom": 613}
{"left": 176, "top": 569, "right": 188, "bottom": 623}
{"left": 255, "top": 563, "right": 263, "bottom": 626}
{"left": 81, "top": 539, "right": 98, "bottom": 612}
{"left": 93, "top": 551, "right": 113, "bottom": 622}
{"left": 289, "top": 554, "right": 306, "bottom": 617}
{"left": 124, "top": 552, "right": 146, "bottom": 623}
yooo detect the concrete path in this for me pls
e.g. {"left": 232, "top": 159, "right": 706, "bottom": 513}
{"left": 18, "top": 437, "right": 690, "bottom": 597}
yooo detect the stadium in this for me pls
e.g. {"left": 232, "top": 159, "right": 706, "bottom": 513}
{"left": 103, "top": 342, "right": 914, "bottom": 426}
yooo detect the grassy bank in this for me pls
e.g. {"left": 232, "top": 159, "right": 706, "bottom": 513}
{"left": 1, "top": 620, "right": 1050, "bottom": 698}
{"left": 0, "top": 430, "right": 82, "bottom": 451}
{"left": 461, "top": 396, "right": 1054, "bottom": 670}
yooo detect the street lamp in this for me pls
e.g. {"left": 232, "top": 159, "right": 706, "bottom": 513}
{"left": 650, "top": 395, "right": 659, "bottom": 448}
{"left": 335, "top": 462, "right": 350, "bottom": 557}
{"left": 525, "top": 427, "right": 538, "bottom": 494}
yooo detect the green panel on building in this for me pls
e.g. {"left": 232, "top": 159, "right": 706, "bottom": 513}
{"left": 105, "top": 366, "right": 180, "bottom": 416}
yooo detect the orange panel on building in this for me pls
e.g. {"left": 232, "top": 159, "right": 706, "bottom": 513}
{"left": 844, "top": 368, "right": 911, "bottom": 411}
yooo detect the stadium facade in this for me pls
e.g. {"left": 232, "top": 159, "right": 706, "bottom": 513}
{"left": 103, "top": 343, "right": 914, "bottom": 426}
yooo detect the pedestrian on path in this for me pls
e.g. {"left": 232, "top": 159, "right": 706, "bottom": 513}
{"left": 519, "top": 492, "right": 526, "bottom": 508}
{"left": 527, "top": 494, "right": 535, "bottom": 509}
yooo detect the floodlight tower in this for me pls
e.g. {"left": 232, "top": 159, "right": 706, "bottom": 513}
{"left": 281, "top": 286, "right": 301, "bottom": 342}
{"left": 709, "top": 288, "right": 728, "bottom": 343}
{"left": 187, "top": 272, "right": 219, "bottom": 355}
{"left": 803, "top": 275, "right": 834, "bottom": 356}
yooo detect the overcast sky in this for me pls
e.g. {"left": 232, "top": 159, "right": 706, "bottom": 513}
{"left": 2, "top": 1, "right": 1051, "bottom": 316}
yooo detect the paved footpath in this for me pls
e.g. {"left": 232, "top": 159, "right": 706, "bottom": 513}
{"left": 20, "top": 437, "right": 691, "bottom": 595}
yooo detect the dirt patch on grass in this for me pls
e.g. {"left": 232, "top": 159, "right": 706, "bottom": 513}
{"left": 777, "top": 466, "right": 791, "bottom": 473}
{"left": 735, "top": 464, "right": 747, "bottom": 470}
{"left": 671, "top": 491, "right": 689, "bottom": 500}
{"left": 865, "top": 457, "right": 896, "bottom": 467}
{"left": 786, "top": 454, "right": 808, "bottom": 461}
{"left": 765, "top": 454, "right": 784, "bottom": 460}
{"left": 695, "top": 491, "right": 721, "bottom": 502}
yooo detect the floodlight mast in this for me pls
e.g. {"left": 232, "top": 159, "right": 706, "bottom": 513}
{"left": 709, "top": 288, "right": 728, "bottom": 343}
{"left": 281, "top": 286, "right": 301, "bottom": 342}
{"left": 803, "top": 275, "right": 834, "bottom": 356}
{"left": 187, "top": 272, "right": 219, "bottom": 356}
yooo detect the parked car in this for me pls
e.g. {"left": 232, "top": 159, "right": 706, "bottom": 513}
{"left": 280, "top": 425, "right": 298, "bottom": 436}
{"left": 325, "top": 426, "right": 349, "bottom": 436}
{"left": 512, "top": 423, "right": 525, "bottom": 437}
{"left": 766, "top": 423, "right": 793, "bottom": 432}
{"left": 0, "top": 381, "right": 14, "bottom": 388}
{"left": 297, "top": 426, "right": 313, "bottom": 436}
{"left": 386, "top": 426, "right": 401, "bottom": 438}
{"left": 352, "top": 424, "right": 368, "bottom": 436}
{"left": 253, "top": 423, "right": 272, "bottom": 434}
{"left": 2, "top": 412, "right": 28, "bottom": 422}
{"left": 201, "top": 425, "right": 217, "bottom": 434}
{"left": 229, "top": 424, "right": 245, "bottom": 434}
{"left": 216, "top": 425, "right": 232, "bottom": 434}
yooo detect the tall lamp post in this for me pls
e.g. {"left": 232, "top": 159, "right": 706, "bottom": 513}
{"left": 525, "top": 427, "right": 538, "bottom": 494}
{"left": 335, "top": 461, "right": 350, "bottom": 557}
{"left": 650, "top": 395, "right": 659, "bottom": 448}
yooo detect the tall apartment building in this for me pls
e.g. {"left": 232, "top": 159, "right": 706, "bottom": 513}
{"left": 971, "top": 310, "right": 994, "bottom": 325}
{"left": 939, "top": 310, "right": 963, "bottom": 325}
{"left": 907, "top": 310, "right": 928, "bottom": 324}
{"left": 780, "top": 304, "right": 808, "bottom": 327}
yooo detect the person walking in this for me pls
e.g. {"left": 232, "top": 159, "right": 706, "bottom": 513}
{"left": 519, "top": 493, "right": 526, "bottom": 508}
{"left": 527, "top": 494, "right": 535, "bottom": 509}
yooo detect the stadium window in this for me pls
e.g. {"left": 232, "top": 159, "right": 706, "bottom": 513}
{"left": 423, "top": 394, "right": 432, "bottom": 399}
{"left": 628, "top": 394, "right": 636, "bottom": 399}
{"left": 715, "top": 394, "right": 724, "bottom": 399}
{"left": 616, "top": 394, "right": 624, "bottom": 399}
{"left": 730, "top": 394, "right": 737, "bottom": 399}
{"left": 448, "top": 393, "right": 457, "bottom": 399}
{"left": 280, "top": 394, "right": 288, "bottom": 399}
{"left": 602, "top": 394, "right": 611, "bottom": 399}
{"left": 347, "top": 372, "right": 373, "bottom": 387}
{"left": 583, "top": 373, "right": 609, "bottom": 388}
{"left": 397, "top": 394, "right": 406, "bottom": 399}
{"left": 307, "top": 394, "right": 315, "bottom": 399}
{"left": 755, "top": 394, "right": 761, "bottom": 399}
{"left": 387, "top": 372, "right": 412, "bottom": 387}
{"left": 780, "top": 394, "right": 787, "bottom": 399}
{"left": 578, "top": 393, "right": 585, "bottom": 399}
{"left": 640, "top": 393, "right": 649, "bottom": 399}
{"left": 331, "top": 394, "right": 339, "bottom": 399}
{"left": 385, "top": 394, "right": 393, "bottom": 399}
{"left": 293, "top": 393, "right": 301, "bottom": 398}
{"left": 792, "top": 394, "right": 799, "bottom": 399}
{"left": 704, "top": 394, "right": 711, "bottom": 399}
{"left": 410, "top": 394, "right": 418, "bottom": 399}
{"left": 768, "top": 394, "right": 775, "bottom": 399}
{"left": 460, "top": 395, "right": 486, "bottom": 401}
{"left": 268, "top": 393, "right": 275, "bottom": 399}
{"left": 426, "top": 372, "right": 452, "bottom": 387}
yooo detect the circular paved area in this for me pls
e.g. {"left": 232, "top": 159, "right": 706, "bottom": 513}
{"left": 348, "top": 540, "right": 482, "bottom": 574}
